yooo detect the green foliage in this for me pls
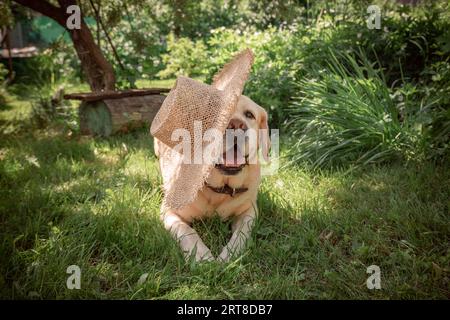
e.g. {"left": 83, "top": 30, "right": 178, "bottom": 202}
{"left": 0, "top": 64, "right": 8, "bottom": 84}
{"left": 157, "top": 33, "right": 208, "bottom": 79}
{"left": 205, "top": 27, "right": 299, "bottom": 110}
{"left": 5, "top": 0, "right": 450, "bottom": 164}
{"left": 418, "top": 61, "right": 450, "bottom": 160}
{"left": 285, "top": 50, "right": 423, "bottom": 168}
{"left": 11, "top": 40, "right": 79, "bottom": 87}
{"left": 161, "top": 0, "right": 248, "bottom": 39}
{"left": 99, "top": 15, "right": 167, "bottom": 88}
{"left": 158, "top": 27, "right": 303, "bottom": 126}
{"left": 0, "top": 68, "right": 11, "bottom": 111}
{"left": 0, "top": 0, "right": 14, "bottom": 28}
{"left": 365, "top": 2, "right": 450, "bottom": 85}
{"left": 0, "top": 63, "right": 9, "bottom": 87}
{"left": 28, "top": 87, "right": 77, "bottom": 132}
{"left": 0, "top": 64, "right": 8, "bottom": 106}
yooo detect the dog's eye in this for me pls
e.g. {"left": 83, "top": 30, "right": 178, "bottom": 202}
{"left": 244, "top": 111, "right": 255, "bottom": 119}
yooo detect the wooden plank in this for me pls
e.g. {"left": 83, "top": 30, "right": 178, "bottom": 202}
{"left": 64, "top": 88, "right": 170, "bottom": 102}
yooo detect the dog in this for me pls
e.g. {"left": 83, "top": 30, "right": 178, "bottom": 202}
{"left": 154, "top": 95, "right": 269, "bottom": 262}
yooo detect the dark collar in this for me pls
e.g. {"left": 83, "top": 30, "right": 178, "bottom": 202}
{"left": 206, "top": 184, "right": 248, "bottom": 197}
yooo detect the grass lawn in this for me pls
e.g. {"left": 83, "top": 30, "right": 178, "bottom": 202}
{"left": 0, "top": 87, "right": 449, "bottom": 299}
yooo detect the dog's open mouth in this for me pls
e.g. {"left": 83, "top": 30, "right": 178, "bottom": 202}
{"left": 215, "top": 144, "right": 248, "bottom": 175}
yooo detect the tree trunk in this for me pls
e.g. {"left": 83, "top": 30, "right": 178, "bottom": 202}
{"left": 70, "top": 17, "right": 116, "bottom": 91}
{"left": 13, "top": 0, "right": 116, "bottom": 91}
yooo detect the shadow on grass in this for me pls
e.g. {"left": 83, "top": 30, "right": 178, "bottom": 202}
{"left": 0, "top": 128, "right": 169, "bottom": 298}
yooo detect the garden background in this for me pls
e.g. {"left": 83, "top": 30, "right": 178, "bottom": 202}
{"left": 0, "top": 0, "right": 449, "bottom": 299}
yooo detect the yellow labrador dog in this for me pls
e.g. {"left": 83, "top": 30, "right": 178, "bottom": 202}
{"left": 154, "top": 95, "right": 269, "bottom": 262}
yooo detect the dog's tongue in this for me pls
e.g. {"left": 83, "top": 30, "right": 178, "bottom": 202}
{"left": 224, "top": 147, "right": 245, "bottom": 167}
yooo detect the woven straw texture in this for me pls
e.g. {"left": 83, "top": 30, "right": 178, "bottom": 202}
{"left": 151, "top": 49, "right": 254, "bottom": 210}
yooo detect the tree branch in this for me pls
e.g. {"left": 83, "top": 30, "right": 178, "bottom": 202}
{"left": 12, "top": 0, "right": 67, "bottom": 26}
{"left": 88, "top": 0, "right": 125, "bottom": 71}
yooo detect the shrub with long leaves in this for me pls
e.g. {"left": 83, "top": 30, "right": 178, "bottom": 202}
{"left": 285, "top": 50, "right": 423, "bottom": 168}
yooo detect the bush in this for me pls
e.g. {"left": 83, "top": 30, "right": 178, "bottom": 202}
{"left": 206, "top": 27, "right": 303, "bottom": 128}
{"left": 0, "top": 63, "right": 8, "bottom": 105}
{"left": 157, "top": 33, "right": 209, "bottom": 79}
{"left": 30, "top": 86, "right": 77, "bottom": 132}
{"left": 102, "top": 16, "right": 166, "bottom": 89}
{"left": 11, "top": 40, "right": 79, "bottom": 87}
{"left": 285, "top": 50, "right": 423, "bottom": 168}
{"left": 0, "top": 63, "right": 7, "bottom": 82}
{"left": 417, "top": 61, "right": 450, "bottom": 161}
{"left": 158, "top": 27, "right": 303, "bottom": 126}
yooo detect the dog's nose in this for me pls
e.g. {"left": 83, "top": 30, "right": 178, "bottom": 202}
{"left": 227, "top": 118, "right": 247, "bottom": 131}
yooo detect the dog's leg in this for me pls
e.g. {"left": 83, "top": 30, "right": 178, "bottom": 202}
{"left": 218, "top": 206, "right": 256, "bottom": 262}
{"left": 162, "top": 211, "right": 214, "bottom": 262}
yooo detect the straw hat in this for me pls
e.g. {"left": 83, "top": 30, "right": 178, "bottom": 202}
{"left": 151, "top": 49, "right": 254, "bottom": 210}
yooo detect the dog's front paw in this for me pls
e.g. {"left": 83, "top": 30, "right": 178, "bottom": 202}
{"left": 217, "top": 248, "right": 231, "bottom": 263}
{"left": 196, "top": 250, "right": 215, "bottom": 263}
{"left": 184, "top": 246, "right": 215, "bottom": 263}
